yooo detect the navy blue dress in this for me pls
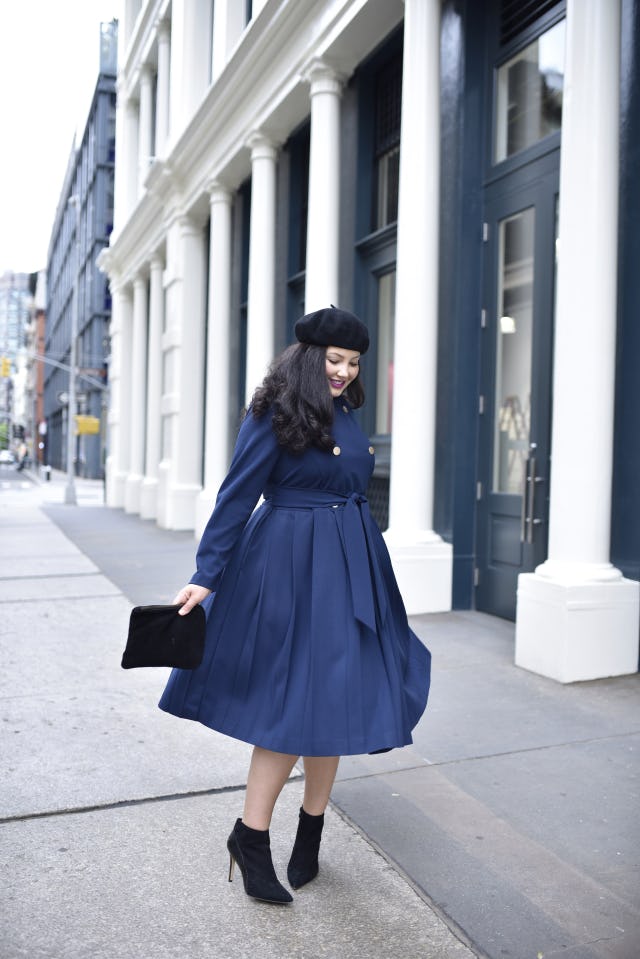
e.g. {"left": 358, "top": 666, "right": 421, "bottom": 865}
{"left": 159, "top": 399, "right": 431, "bottom": 756}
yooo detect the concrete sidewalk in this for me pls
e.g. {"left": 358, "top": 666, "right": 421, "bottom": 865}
{"left": 1, "top": 473, "right": 473, "bottom": 959}
{"left": 3, "top": 469, "right": 640, "bottom": 958}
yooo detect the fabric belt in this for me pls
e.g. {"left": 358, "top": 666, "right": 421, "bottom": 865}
{"left": 263, "top": 486, "right": 387, "bottom": 633}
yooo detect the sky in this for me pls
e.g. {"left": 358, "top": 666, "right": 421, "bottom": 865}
{"left": 0, "top": 1, "right": 123, "bottom": 274}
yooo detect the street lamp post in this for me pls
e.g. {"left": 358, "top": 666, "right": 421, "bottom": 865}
{"left": 64, "top": 195, "right": 80, "bottom": 506}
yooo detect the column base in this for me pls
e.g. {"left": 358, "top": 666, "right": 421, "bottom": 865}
{"left": 157, "top": 480, "right": 201, "bottom": 531}
{"left": 139, "top": 476, "right": 159, "bottom": 520}
{"left": 515, "top": 569, "right": 639, "bottom": 683}
{"left": 124, "top": 473, "right": 143, "bottom": 514}
{"left": 195, "top": 487, "right": 217, "bottom": 539}
{"left": 106, "top": 461, "right": 127, "bottom": 508}
{"left": 383, "top": 530, "right": 453, "bottom": 614}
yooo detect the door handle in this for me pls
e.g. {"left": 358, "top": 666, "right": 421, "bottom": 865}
{"left": 521, "top": 444, "right": 543, "bottom": 544}
{"left": 525, "top": 454, "right": 537, "bottom": 544}
{"left": 520, "top": 455, "right": 531, "bottom": 542}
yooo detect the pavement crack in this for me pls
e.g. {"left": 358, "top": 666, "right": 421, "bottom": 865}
{"left": 0, "top": 783, "right": 249, "bottom": 824}
{"left": 338, "top": 732, "right": 640, "bottom": 785}
{"left": 422, "top": 730, "right": 640, "bottom": 767}
{"left": 0, "top": 592, "right": 121, "bottom": 604}
{"left": 0, "top": 571, "right": 100, "bottom": 582}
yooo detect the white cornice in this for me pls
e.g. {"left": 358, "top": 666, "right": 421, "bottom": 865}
{"left": 165, "top": 0, "right": 320, "bottom": 193}
{"left": 165, "top": 0, "right": 404, "bottom": 197}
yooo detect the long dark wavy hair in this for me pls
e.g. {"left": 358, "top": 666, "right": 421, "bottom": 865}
{"left": 250, "top": 343, "right": 365, "bottom": 453}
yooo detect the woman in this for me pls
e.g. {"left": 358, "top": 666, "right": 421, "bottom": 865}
{"left": 159, "top": 306, "right": 431, "bottom": 904}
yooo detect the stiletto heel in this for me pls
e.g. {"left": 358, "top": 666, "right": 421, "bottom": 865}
{"left": 228, "top": 852, "right": 236, "bottom": 882}
{"left": 226, "top": 819, "right": 293, "bottom": 904}
{"left": 287, "top": 806, "right": 325, "bottom": 889}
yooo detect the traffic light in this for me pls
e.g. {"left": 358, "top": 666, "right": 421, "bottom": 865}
{"left": 0, "top": 356, "right": 10, "bottom": 377}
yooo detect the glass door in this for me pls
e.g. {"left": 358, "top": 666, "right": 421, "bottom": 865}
{"left": 493, "top": 208, "right": 534, "bottom": 500}
{"left": 475, "top": 160, "right": 558, "bottom": 619}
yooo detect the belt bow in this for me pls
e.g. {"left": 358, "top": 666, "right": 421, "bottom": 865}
{"left": 263, "top": 486, "right": 387, "bottom": 634}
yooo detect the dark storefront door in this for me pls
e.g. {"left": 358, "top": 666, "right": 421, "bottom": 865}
{"left": 475, "top": 155, "right": 558, "bottom": 619}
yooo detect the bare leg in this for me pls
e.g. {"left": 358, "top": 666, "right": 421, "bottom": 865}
{"left": 242, "top": 746, "right": 298, "bottom": 830}
{"left": 301, "top": 756, "right": 340, "bottom": 814}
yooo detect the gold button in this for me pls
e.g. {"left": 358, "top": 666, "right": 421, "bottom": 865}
{"left": 333, "top": 446, "right": 341, "bottom": 456}
{"left": 368, "top": 446, "right": 375, "bottom": 455}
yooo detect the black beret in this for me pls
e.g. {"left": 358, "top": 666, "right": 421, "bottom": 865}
{"left": 294, "top": 306, "right": 369, "bottom": 354}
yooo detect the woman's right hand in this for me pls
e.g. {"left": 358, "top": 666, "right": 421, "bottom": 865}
{"left": 173, "top": 583, "right": 212, "bottom": 615}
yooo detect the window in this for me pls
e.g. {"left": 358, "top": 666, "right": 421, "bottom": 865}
{"left": 106, "top": 93, "right": 116, "bottom": 164}
{"left": 495, "top": 19, "right": 565, "bottom": 163}
{"left": 286, "top": 123, "right": 310, "bottom": 335}
{"left": 375, "top": 270, "right": 396, "bottom": 434}
{"left": 374, "top": 54, "right": 402, "bottom": 230}
{"left": 105, "top": 187, "right": 114, "bottom": 237}
{"left": 353, "top": 32, "right": 403, "bottom": 529}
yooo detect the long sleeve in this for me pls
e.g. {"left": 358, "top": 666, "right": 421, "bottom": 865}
{"left": 190, "top": 409, "right": 280, "bottom": 590}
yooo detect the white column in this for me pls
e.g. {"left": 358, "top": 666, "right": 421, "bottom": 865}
{"left": 168, "top": 0, "right": 185, "bottom": 140}
{"left": 304, "top": 61, "right": 344, "bottom": 311}
{"left": 124, "top": 0, "right": 140, "bottom": 46}
{"left": 211, "top": 0, "right": 226, "bottom": 82}
{"left": 124, "top": 96, "right": 140, "bottom": 217}
{"left": 138, "top": 66, "right": 154, "bottom": 190}
{"left": 161, "top": 216, "right": 207, "bottom": 529}
{"left": 245, "top": 134, "right": 278, "bottom": 404}
{"left": 155, "top": 20, "right": 171, "bottom": 156}
{"left": 211, "top": 0, "right": 246, "bottom": 81}
{"left": 124, "top": 274, "right": 148, "bottom": 513}
{"left": 209, "top": 0, "right": 216, "bottom": 82}
{"left": 383, "top": 0, "right": 452, "bottom": 614}
{"left": 106, "top": 285, "right": 133, "bottom": 507}
{"left": 168, "top": 0, "right": 212, "bottom": 146}
{"left": 195, "top": 184, "right": 233, "bottom": 536}
{"left": 140, "top": 255, "right": 164, "bottom": 519}
{"left": 515, "top": 0, "right": 638, "bottom": 682}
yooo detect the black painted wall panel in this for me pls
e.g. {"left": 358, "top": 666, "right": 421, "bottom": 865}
{"left": 611, "top": 0, "right": 640, "bottom": 583}
{"left": 435, "top": 0, "right": 487, "bottom": 608}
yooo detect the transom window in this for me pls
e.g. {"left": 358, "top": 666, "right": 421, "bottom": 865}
{"left": 495, "top": 18, "right": 565, "bottom": 163}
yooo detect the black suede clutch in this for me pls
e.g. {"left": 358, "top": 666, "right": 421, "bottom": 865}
{"left": 121, "top": 604, "right": 206, "bottom": 669}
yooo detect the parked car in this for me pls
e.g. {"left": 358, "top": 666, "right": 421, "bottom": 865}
{"left": 0, "top": 449, "right": 16, "bottom": 465}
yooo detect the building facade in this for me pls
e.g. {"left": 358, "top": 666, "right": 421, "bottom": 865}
{"left": 100, "top": 0, "right": 640, "bottom": 682}
{"left": 0, "top": 271, "right": 32, "bottom": 452}
{"left": 25, "top": 271, "right": 47, "bottom": 467}
{"left": 44, "top": 21, "right": 118, "bottom": 478}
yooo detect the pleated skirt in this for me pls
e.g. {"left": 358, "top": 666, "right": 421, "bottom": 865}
{"left": 158, "top": 502, "right": 431, "bottom": 756}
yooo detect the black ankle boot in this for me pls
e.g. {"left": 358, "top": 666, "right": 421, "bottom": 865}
{"left": 227, "top": 819, "right": 293, "bottom": 904}
{"left": 287, "top": 806, "right": 325, "bottom": 890}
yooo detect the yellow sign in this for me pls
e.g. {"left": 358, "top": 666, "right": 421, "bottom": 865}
{"left": 75, "top": 415, "right": 101, "bottom": 435}
{"left": 0, "top": 356, "right": 10, "bottom": 377}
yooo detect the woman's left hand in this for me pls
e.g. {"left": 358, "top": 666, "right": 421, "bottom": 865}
{"left": 173, "top": 584, "right": 212, "bottom": 615}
